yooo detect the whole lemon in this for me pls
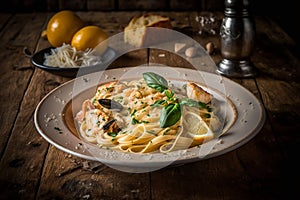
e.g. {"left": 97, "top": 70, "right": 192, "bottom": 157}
{"left": 46, "top": 10, "right": 84, "bottom": 47}
{"left": 71, "top": 25, "right": 108, "bottom": 54}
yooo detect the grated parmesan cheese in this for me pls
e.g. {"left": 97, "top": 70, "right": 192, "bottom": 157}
{"left": 44, "top": 44, "right": 103, "bottom": 68}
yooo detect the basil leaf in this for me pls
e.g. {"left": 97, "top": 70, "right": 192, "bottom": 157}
{"left": 164, "top": 90, "right": 174, "bottom": 99}
{"left": 143, "top": 72, "right": 168, "bottom": 92}
{"left": 180, "top": 98, "right": 210, "bottom": 110}
{"left": 160, "top": 103, "right": 181, "bottom": 128}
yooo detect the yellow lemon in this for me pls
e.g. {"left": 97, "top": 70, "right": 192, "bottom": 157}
{"left": 184, "top": 112, "right": 214, "bottom": 146}
{"left": 46, "top": 10, "right": 84, "bottom": 47}
{"left": 71, "top": 25, "right": 108, "bottom": 54}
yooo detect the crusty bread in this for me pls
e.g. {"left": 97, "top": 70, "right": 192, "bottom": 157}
{"left": 124, "top": 14, "right": 172, "bottom": 47}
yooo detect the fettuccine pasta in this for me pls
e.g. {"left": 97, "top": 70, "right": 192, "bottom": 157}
{"left": 75, "top": 72, "right": 220, "bottom": 153}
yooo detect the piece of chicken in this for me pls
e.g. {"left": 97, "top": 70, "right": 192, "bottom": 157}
{"left": 186, "top": 82, "right": 212, "bottom": 104}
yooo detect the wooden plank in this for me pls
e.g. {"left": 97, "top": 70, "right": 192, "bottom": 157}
{"left": 0, "top": 69, "right": 69, "bottom": 200}
{"left": 223, "top": 78, "right": 294, "bottom": 199}
{"left": 251, "top": 19, "right": 300, "bottom": 196}
{"left": 110, "top": 49, "right": 148, "bottom": 68}
{"left": 252, "top": 16, "right": 300, "bottom": 81}
{"left": 37, "top": 146, "right": 150, "bottom": 199}
{"left": 0, "top": 13, "right": 47, "bottom": 158}
{"left": 0, "top": 13, "right": 62, "bottom": 199}
{"left": 255, "top": 77, "right": 300, "bottom": 198}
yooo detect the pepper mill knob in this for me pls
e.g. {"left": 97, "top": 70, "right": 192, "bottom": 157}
{"left": 217, "top": 0, "right": 258, "bottom": 78}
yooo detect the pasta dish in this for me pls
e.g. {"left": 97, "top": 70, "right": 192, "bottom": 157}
{"left": 75, "top": 72, "right": 221, "bottom": 153}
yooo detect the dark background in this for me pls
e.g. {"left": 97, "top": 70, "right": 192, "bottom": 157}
{"left": 0, "top": 0, "right": 299, "bottom": 45}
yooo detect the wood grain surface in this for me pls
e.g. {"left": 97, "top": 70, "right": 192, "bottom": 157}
{"left": 0, "top": 11, "right": 299, "bottom": 200}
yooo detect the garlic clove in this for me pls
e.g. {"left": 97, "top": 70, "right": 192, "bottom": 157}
{"left": 205, "top": 42, "right": 215, "bottom": 55}
{"left": 185, "top": 47, "right": 198, "bottom": 58}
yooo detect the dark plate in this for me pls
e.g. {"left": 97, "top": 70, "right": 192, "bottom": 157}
{"left": 30, "top": 47, "right": 116, "bottom": 77}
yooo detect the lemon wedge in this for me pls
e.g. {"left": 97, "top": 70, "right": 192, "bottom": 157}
{"left": 184, "top": 112, "right": 214, "bottom": 146}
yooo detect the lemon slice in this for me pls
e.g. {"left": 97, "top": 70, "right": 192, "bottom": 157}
{"left": 184, "top": 112, "right": 214, "bottom": 145}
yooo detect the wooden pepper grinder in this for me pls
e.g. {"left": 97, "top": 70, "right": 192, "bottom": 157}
{"left": 217, "top": 0, "right": 257, "bottom": 78}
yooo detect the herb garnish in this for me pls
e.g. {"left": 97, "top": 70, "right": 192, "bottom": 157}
{"left": 143, "top": 72, "right": 211, "bottom": 128}
{"left": 179, "top": 98, "right": 212, "bottom": 111}
{"left": 160, "top": 103, "right": 181, "bottom": 128}
{"left": 143, "top": 72, "right": 168, "bottom": 92}
{"left": 143, "top": 72, "right": 181, "bottom": 128}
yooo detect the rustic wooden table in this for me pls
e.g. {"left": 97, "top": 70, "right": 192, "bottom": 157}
{"left": 0, "top": 11, "right": 299, "bottom": 200}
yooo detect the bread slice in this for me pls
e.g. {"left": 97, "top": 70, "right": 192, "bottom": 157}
{"left": 124, "top": 14, "right": 172, "bottom": 47}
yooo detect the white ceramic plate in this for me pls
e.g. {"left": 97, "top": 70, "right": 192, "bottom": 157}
{"left": 34, "top": 66, "right": 265, "bottom": 172}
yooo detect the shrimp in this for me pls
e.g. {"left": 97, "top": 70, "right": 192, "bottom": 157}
{"left": 186, "top": 82, "right": 212, "bottom": 104}
{"left": 75, "top": 99, "right": 95, "bottom": 123}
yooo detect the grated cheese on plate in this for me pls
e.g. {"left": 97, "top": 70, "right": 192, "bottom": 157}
{"left": 44, "top": 44, "right": 103, "bottom": 68}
